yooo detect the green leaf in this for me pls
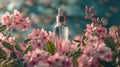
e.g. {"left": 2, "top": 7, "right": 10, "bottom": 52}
{"left": 14, "top": 39, "right": 23, "bottom": 53}
{"left": 0, "top": 58, "right": 25, "bottom": 67}
{"left": 73, "top": 40, "right": 81, "bottom": 43}
{"left": 70, "top": 49, "right": 82, "bottom": 67}
{"left": 104, "top": 37, "right": 116, "bottom": 51}
{"left": 24, "top": 45, "right": 32, "bottom": 54}
{"left": 77, "top": 44, "right": 80, "bottom": 47}
{"left": 99, "top": 60, "right": 116, "bottom": 67}
{"left": 82, "top": 35, "right": 86, "bottom": 46}
{"left": 24, "top": 39, "right": 31, "bottom": 44}
{"left": 16, "top": 59, "right": 25, "bottom": 67}
{"left": 70, "top": 49, "right": 82, "bottom": 59}
{"left": 15, "top": 45, "right": 23, "bottom": 53}
{"left": 0, "top": 49, "right": 7, "bottom": 58}
{"left": 2, "top": 42, "right": 14, "bottom": 50}
{"left": 0, "top": 25, "right": 6, "bottom": 32}
{"left": 46, "top": 41, "right": 56, "bottom": 55}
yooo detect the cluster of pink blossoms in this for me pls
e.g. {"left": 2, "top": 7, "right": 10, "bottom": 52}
{"left": 77, "top": 24, "right": 113, "bottom": 67}
{"left": 24, "top": 28, "right": 77, "bottom": 67}
{"left": 78, "top": 35, "right": 112, "bottom": 67}
{"left": 1, "top": 10, "right": 31, "bottom": 31}
{"left": 0, "top": 32, "right": 28, "bottom": 59}
{"left": 77, "top": 6, "right": 114, "bottom": 67}
{"left": 0, "top": 6, "right": 119, "bottom": 67}
{"left": 27, "top": 28, "right": 77, "bottom": 54}
{"left": 24, "top": 48, "right": 73, "bottom": 67}
{"left": 85, "top": 6, "right": 96, "bottom": 20}
{"left": 85, "top": 23, "right": 107, "bottom": 41}
{"left": 27, "top": 28, "right": 54, "bottom": 49}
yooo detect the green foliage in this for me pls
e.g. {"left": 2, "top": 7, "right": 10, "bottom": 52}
{"left": 14, "top": 39, "right": 23, "bottom": 53}
{"left": 70, "top": 49, "right": 82, "bottom": 67}
{"left": 82, "top": 35, "right": 87, "bottom": 46}
{"left": 0, "top": 25, "right": 6, "bottom": 32}
{"left": 0, "top": 58, "right": 25, "bottom": 67}
{"left": 100, "top": 60, "right": 117, "bottom": 67}
{"left": 2, "top": 42, "right": 14, "bottom": 50}
{"left": 24, "top": 45, "right": 32, "bottom": 54}
{"left": 73, "top": 40, "right": 81, "bottom": 43}
{"left": 15, "top": 45, "right": 23, "bottom": 53}
{"left": 46, "top": 41, "right": 56, "bottom": 55}
{"left": 0, "top": 49, "right": 7, "bottom": 59}
{"left": 16, "top": 59, "right": 25, "bottom": 67}
{"left": 104, "top": 37, "right": 116, "bottom": 51}
{"left": 24, "top": 39, "right": 31, "bottom": 44}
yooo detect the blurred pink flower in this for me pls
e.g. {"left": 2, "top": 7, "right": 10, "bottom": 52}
{"left": 1, "top": 12, "right": 12, "bottom": 28}
{"left": 85, "top": 23, "right": 95, "bottom": 36}
{"left": 85, "top": 6, "right": 96, "bottom": 20}
{"left": 1, "top": 10, "right": 31, "bottom": 31}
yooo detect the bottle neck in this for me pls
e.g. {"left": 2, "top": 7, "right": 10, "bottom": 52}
{"left": 56, "top": 16, "right": 66, "bottom": 24}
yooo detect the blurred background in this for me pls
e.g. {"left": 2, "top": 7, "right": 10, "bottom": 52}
{"left": 0, "top": 0, "right": 120, "bottom": 39}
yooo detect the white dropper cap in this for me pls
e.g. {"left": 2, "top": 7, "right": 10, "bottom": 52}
{"left": 58, "top": 8, "right": 64, "bottom": 16}
{"left": 56, "top": 8, "right": 66, "bottom": 23}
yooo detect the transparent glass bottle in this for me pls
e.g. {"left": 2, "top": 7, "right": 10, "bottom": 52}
{"left": 54, "top": 8, "right": 69, "bottom": 41}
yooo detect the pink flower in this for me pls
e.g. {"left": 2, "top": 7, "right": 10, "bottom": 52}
{"left": 78, "top": 54, "right": 89, "bottom": 67}
{"left": 84, "top": 6, "right": 96, "bottom": 20}
{"left": 21, "top": 17, "right": 31, "bottom": 31}
{"left": 1, "top": 10, "right": 31, "bottom": 31}
{"left": 104, "top": 52, "right": 112, "bottom": 62}
{"left": 28, "top": 28, "right": 41, "bottom": 39}
{"left": 40, "top": 28, "right": 48, "bottom": 43}
{"left": 24, "top": 48, "right": 51, "bottom": 67}
{"left": 20, "top": 43, "right": 28, "bottom": 51}
{"left": 13, "top": 9, "right": 23, "bottom": 19}
{"left": 55, "top": 39, "right": 77, "bottom": 56}
{"left": 13, "top": 10, "right": 31, "bottom": 31}
{"left": 52, "top": 53, "right": 73, "bottom": 67}
{"left": 1, "top": 12, "right": 12, "bottom": 28}
{"left": 5, "top": 37, "right": 16, "bottom": 46}
{"left": 85, "top": 23, "right": 95, "bottom": 36}
{"left": 28, "top": 28, "right": 50, "bottom": 49}
{"left": 47, "top": 31, "right": 54, "bottom": 42}
{"left": 89, "top": 6, "right": 94, "bottom": 12}
{"left": 85, "top": 6, "right": 89, "bottom": 13}
{"left": 92, "top": 18, "right": 97, "bottom": 23}
{"left": 109, "top": 30, "right": 117, "bottom": 42}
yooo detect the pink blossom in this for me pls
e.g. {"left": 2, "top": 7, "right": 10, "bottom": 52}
{"left": 40, "top": 28, "right": 49, "bottom": 43}
{"left": 109, "top": 30, "right": 117, "bottom": 42}
{"left": 47, "top": 31, "right": 54, "bottom": 42}
{"left": 24, "top": 48, "right": 51, "bottom": 67}
{"left": 20, "top": 43, "right": 28, "bottom": 51}
{"left": 5, "top": 36, "right": 16, "bottom": 46}
{"left": 55, "top": 39, "right": 77, "bottom": 56}
{"left": 78, "top": 54, "right": 89, "bottom": 67}
{"left": 84, "top": 6, "right": 96, "bottom": 20}
{"left": 51, "top": 53, "right": 73, "bottom": 67}
{"left": 1, "top": 12, "right": 12, "bottom": 28}
{"left": 28, "top": 28, "right": 50, "bottom": 49}
{"left": 92, "top": 18, "right": 97, "bottom": 23}
{"left": 13, "top": 9, "right": 23, "bottom": 19}
{"left": 85, "top": 23, "right": 95, "bottom": 36}
{"left": 1, "top": 10, "right": 31, "bottom": 31}
{"left": 78, "top": 33, "right": 112, "bottom": 67}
